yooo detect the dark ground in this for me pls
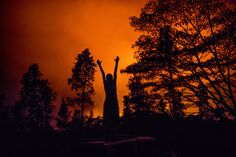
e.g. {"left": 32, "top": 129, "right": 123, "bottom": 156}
{"left": 1, "top": 118, "right": 235, "bottom": 157}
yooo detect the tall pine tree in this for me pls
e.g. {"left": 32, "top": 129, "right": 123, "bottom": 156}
{"left": 68, "top": 48, "right": 96, "bottom": 119}
{"left": 123, "top": 26, "right": 185, "bottom": 119}
{"left": 14, "top": 64, "right": 56, "bottom": 131}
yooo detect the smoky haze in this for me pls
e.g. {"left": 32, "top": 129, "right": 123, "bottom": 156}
{"left": 0, "top": 0, "right": 147, "bottom": 116}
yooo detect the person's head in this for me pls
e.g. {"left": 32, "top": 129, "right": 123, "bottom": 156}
{"left": 106, "top": 73, "right": 113, "bottom": 81}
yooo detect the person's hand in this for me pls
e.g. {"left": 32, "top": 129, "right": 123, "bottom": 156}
{"left": 114, "top": 56, "right": 120, "bottom": 62}
{"left": 97, "top": 60, "right": 102, "bottom": 65}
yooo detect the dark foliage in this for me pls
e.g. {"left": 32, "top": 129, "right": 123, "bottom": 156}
{"left": 69, "top": 109, "right": 83, "bottom": 131}
{"left": 13, "top": 64, "right": 56, "bottom": 132}
{"left": 123, "top": 75, "right": 154, "bottom": 114}
{"left": 122, "top": 0, "right": 236, "bottom": 120}
{"left": 56, "top": 97, "right": 70, "bottom": 131}
{"left": 1, "top": 114, "right": 235, "bottom": 157}
{"left": 68, "top": 48, "right": 96, "bottom": 119}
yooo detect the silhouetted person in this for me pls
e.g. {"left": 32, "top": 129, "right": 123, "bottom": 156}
{"left": 97, "top": 56, "right": 120, "bottom": 131}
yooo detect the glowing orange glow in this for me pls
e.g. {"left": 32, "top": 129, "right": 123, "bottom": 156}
{"left": 0, "top": 0, "right": 147, "bottom": 116}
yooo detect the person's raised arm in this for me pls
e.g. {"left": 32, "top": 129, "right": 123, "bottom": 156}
{"left": 97, "top": 60, "right": 106, "bottom": 82}
{"left": 114, "top": 56, "right": 120, "bottom": 80}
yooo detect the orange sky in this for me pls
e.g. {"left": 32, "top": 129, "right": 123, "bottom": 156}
{"left": 0, "top": 0, "right": 147, "bottom": 116}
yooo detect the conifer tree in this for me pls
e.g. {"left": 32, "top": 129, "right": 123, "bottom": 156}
{"left": 68, "top": 48, "right": 96, "bottom": 119}
{"left": 14, "top": 64, "right": 56, "bottom": 131}
{"left": 123, "top": 75, "right": 156, "bottom": 113}
{"left": 123, "top": 26, "right": 185, "bottom": 118}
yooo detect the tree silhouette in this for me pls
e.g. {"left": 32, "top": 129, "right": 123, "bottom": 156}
{"left": 87, "top": 115, "right": 103, "bottom": 129}
{"left": 14, "top": 64, "right": 56, "bottom": 131}
{"left": 56, "top": 97, "right": 70, "bottom": 131}
{"left": 69, "top": 109, "right": 83, "bottom": 130}
{"left": 68, "top": 48, "right": 96, "bottom": 119}
{"left": 195, "top": 84, "right": 212, "bottom": 119}
{"left": 158, "top": 26, "right": 185, "bottom": 118}
{"left": 157, "top": 98, "right": 168, "bottom": 115}
{"left": 123, "top": 0, "right": 236, "bottom": 119}
{"left": 123, "top": 95, "right": 133, "bottom": 118}
{"left": 123, "top": 26, "right": 185, "bottom": 119}
{"left": 123, "top": 75, "right": 154, "bottom": 113}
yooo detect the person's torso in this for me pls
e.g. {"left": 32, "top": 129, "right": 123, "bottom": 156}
{"left": 104, "top": 79, "right": 117, "bottom": 97}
